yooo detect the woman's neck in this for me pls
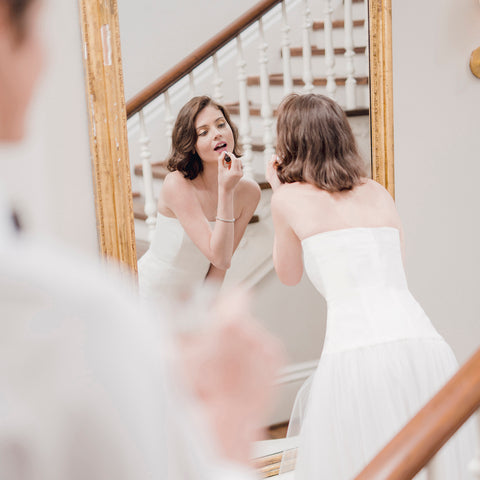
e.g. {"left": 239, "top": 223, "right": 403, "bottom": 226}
{"left": 199, "top": 162, "right": 218, "bottom": 190}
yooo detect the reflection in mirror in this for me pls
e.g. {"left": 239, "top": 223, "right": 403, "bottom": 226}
{"left": 118, "top": 0, "right": 372, "bottom": 301}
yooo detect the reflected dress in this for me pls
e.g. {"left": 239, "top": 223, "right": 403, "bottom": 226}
{"left": 282, "top": 227, "right": 474, "bottom": 479}
{"left": 138, "top": 213, "right": 213, "bottom": 302}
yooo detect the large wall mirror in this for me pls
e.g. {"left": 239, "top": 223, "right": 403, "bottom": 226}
{"left": 78, "top": 0, "right": 393, "bottom": 475}
{"left": 78, "top": 0, "right": 393, "bottom": 276}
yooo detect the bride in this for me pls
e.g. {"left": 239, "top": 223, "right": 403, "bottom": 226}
{"left": 138, "top": 96, "right": 260, "bottom": 301}
{"left": 267, "top": 93, "right": 473, "bottom": 479}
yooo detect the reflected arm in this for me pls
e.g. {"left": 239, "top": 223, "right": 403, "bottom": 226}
{"left": 271, "top": 189, "right": 303, "bottom": 286}
{"left": 205, "top": 179, "right": 261, "bottom": 283}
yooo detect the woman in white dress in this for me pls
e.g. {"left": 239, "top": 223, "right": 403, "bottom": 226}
{"left": 138, "top": 96, "right": 261, "bottom": 301}
{"left": 267, "top": 94, "right": 473, "bottom": 479}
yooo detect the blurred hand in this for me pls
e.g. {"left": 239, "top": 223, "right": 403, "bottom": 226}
{"left": 266, "top": 154, "right": 282, "bottom": 191}
{"left": 178, "top": 290, "right": 285, "bottom": 465}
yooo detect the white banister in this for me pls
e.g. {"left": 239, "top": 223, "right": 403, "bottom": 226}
{"left": 344, "top": 0, "right": 357, "bottom": 109}
{"left": 258, "top": 18, "right": 275, "bottom": 166}
{"left": 189, "top": 72, "right": 196, "bottom": 97}
{"left": 301, "top": 0, "right": 314, "bottom": 93}
{"left": 138, "top": 110, "right": 157, "bottom": 241}
{"left": 281, "top": 0, "right": 293, "bottom": 96}
{"left": 363, "top": 0, "right": 370, "bottom": 107}
{"left": 212, "top": 53, "right": 224, "bottom": 103}
{"left": 236, "top": 35, "right": 254, "bottom": 178}
{"left": 323, "top": 0, "right": 336, "bottom": 99}
{"left": 469, "top": 411, "right": 480, "bottom": 478}
{"left": 163, "top": 90, "right": 174, "bottom": 148}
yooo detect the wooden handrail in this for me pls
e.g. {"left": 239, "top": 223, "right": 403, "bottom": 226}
{"left": 355, "top": 347, "right": 480, "bottom": 480}
{"left": 126, "top": 0, "right": 283, "bottom": 118}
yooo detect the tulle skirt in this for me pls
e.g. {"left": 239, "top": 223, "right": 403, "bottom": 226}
{"left": 281, "top": 337, "right": 476, "bottom": 479}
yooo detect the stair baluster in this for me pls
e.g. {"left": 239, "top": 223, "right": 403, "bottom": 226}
{"left": 258, "top": 18, "right": 275, "bottom": 165}
{"left": 212, "top": 53, "right": 224, "bottom": 103}
{"left": 236, "top": 35, "right": 254, "bottom": 178}
{"left": 163, "top": 90, "right": 174, "bottom": 148}
{"left": 324, "top": 0, "right": 337, "bottom": 99}
{"left": 344, "top": 0, "right": 357, "bottom": 109}
{"left": 281, "top": 0, "right": 293, "bottom": 96}
{"left": 470, "top": 412, "right": 480, "bottom": 478}
{"left": 301, "top": 0, "right": 314, "bottom": 93}
{"left": 363, "top": 0, "right": 370, "bottom": 107}
{"left": 138, "top": 110, "right": 157, "bottom": 240}
{"left": 189, "top": 72, "right": 196, "bottom": 97}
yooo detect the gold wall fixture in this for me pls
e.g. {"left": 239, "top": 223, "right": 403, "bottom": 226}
{"left": 470, "top": 47, "right": 480, "bottom": 79}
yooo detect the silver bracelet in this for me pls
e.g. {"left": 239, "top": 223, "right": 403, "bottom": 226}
{"left": 216, "top": 216, "right": 236, "bottom": 223}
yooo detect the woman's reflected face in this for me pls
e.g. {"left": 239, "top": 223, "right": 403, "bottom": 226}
{"left": 194, "top": 105, "right": 234, "bottom": 164}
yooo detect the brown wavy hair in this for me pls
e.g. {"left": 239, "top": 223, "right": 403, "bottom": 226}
{"left": 275, "top": 94, "right": 365, "bottom": 192}
{"left": 167, "top": 96, "right": 242, "bottom": 180}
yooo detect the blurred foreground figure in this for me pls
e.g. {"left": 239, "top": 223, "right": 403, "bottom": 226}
{"left": 0, "top": 1, "right": 282, "bottom": 478}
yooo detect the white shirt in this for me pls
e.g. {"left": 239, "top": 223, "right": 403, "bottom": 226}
{"left": 0, "top": 187, "right": 253, "bottom": 480}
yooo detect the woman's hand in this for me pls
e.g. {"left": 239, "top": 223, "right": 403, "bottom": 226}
{"left": 266, "top": 154, "right": 282, "bottom": 191}
{"left": 177, "top": 290, "right": 285, "bottom": 465}
{"left": 218, "top": 151, "right": 243, "bottom": 192}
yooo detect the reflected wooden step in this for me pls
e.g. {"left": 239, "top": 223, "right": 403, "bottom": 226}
{"left": 289, "top": 45, "right": 366, "bottom": 57}
{"left": 226, "top": 101, "right": 368, "bottom": 118}
{"left": 134, "top": 162, "right": 169, "bottom": 180}
{"left": 313, "top": 19, "right": 365, "bottom": 30}
{"left": 247, "top": 74, "right": 369, "bottom": 87}
{"left": 132, "top": 192, "right": 148, "bottom": 221}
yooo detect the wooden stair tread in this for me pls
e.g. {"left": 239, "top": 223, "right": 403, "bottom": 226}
{"left": 289, "top": 45, "right": 366, "bottom": 57}
{"left": 313, "top": 19, "right": 365, "bottom": 30}
{"left": 226, "top": 102, "right": 368, "bottom": 118}
{"left": 132, "top": 193, "right": 148, "bottom": 221}
{"left": 247, "top": 74, "right": 368, "bottom": 87}
{"left": 134, "top": 162, "right": 170, "bottom": 180}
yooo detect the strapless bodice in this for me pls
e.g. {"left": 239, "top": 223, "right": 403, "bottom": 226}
{"left": 137, "top": 213, "right": 213, "bottom": 300}
{"left": 302, "top": 227, "right": 443, "bottom": 353}
{"left": 302, "top": 227, "right": 407, "bottom": 302}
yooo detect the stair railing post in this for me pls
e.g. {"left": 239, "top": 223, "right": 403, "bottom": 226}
{"left": 324, "top": 0, "right": 336, "bottom": 99}
{"left": 212, "top": 53, "right": 224, "bottom": 104}
{"left": 344, "top": 0, "right": 357, "bottom": 109}
{"left": 189, "top": 72, "right": 196, "bottom": 98}
{"left": 163, "top": 90, "right": 174, "bottom": 150}
{"left": 236, "top": 35, "right": 254, "bottom": 178}
{"left": 301, "top": 0, "right": 314, "bottom": 93}
{"left": 138, "top": 109, "right": 157, "bottom": 241}
{"left": 363, "top": 0, "right": 369, "bottom": 107}
{"left": 281, "top": 0, "right": 293, "bottom": 96}
{"left": 258, "top": 18, "right": 275, "bottom": 167}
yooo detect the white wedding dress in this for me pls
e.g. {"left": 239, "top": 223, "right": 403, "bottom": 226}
{"left": 138, "top": 213, "right": 213, "bottom": 301}
{"left": 282, "top": 227, "right": 474, "bottom": 479}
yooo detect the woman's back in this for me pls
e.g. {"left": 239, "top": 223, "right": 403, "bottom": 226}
{"left": 274, "top": 178, "right": 402, "bottom": 242}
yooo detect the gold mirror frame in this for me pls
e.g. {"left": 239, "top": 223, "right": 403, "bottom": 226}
{"left": 78, "top": 0, "right": 394, "bottom": 272}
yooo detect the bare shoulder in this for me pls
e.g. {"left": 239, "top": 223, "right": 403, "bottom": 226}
{"left": 237, "top": 177, "right": 261, "bottom": 196}
{"left": 364, "top": 177, "right": 391, "bottom": 194}
{"left": 236, "top": 177, "right": 261, "bottom": 206}
{"left": 270, "top": 182, "right": 304, "bottom": 213}
{"left": 161, "top": 171, "right": 195, "bottom": 206}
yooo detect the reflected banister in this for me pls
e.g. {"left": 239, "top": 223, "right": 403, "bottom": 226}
{"left": 125, "top": 0, "right": 284, "bottom": 118}
{"left": 355, "top": 348, "right": 480, "bottom": 480}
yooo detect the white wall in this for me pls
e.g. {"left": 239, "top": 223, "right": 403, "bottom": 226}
{"left": 1, "top": 0, "right": 97, "bottom": 256}
{"left": 392, "top": 0, "right": 480, "bottom": 363}
{"left": 118, "top": 0, "right": 260, "bottom": 100}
